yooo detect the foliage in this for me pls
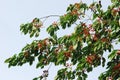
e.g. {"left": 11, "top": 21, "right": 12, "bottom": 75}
{"left": 5, "top": 0, "right": 120, "bottom": 80}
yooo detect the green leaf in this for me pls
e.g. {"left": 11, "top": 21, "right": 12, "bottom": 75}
{"left": 93, "top": 13, "right": 98, "bottom": 20}
{"left": 33, "top": 77, "right": 39, "bottom": 80}
{"left": 35, "top": 32, "right": 39, "bottom": 37}
{"left": 77, "top": 76, "right": 82, "bottom": 80}
{"left": 102, "top": 57, "right": 106, "bottom": 67}
{"left": 111, "top": 0, "right": 117, "bottom": 3}
{"left": 36, "top": 62, "right": 42, "bottom": 68}
{"left": 29, "top": 56, "right": 35, "bottom": 65}
{"left": 4, "top": 58, "right": 11, "bottom": 63}
{"left": 82, "top": 72, "right": 88, "bottom": 80}
{"left": 30, "top": 31, "right": 35, "bottom": 38}
{"left": 108, "top": 50, "right": 117, "bottom": 60}
{"left": 87, "top": 67, "right": 93, "bottom": 72}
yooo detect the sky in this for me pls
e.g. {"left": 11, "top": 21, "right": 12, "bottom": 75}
{"left": 0, "top": 0, "right": 115, "bottom": 80}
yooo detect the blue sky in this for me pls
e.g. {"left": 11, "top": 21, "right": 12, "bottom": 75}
{"left": 0, "top": 0, "right": 113, "bottom": 80}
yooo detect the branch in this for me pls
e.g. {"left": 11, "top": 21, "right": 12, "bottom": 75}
{"left": 39, "top": 15, "right": 60, "bottom": 20}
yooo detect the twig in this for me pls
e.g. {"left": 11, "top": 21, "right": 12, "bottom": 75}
{"left": 48, "top": 63, "right": 52, "bottom": 71}
{"left": 39, "top": 15, "right": 60, "bottom": 20}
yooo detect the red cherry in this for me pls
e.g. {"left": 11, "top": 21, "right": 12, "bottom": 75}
{"left": 38, "top": 43, "right": 42, "bottom": 49}
{"left": 69, "top": 45, "right": 74, "bottom": 51}
{"left": 113, "top": 63, "right": 120, "bottom": 70}
{"left": 117, "top": 50, "right": 120, "bottom": 55}
{"left": 64, "top": 52, "right": 71, "bottom": 58}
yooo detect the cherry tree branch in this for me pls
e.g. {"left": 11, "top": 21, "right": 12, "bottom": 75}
{"left": 39, "top": 15, "right": 60, "bottom": 20}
